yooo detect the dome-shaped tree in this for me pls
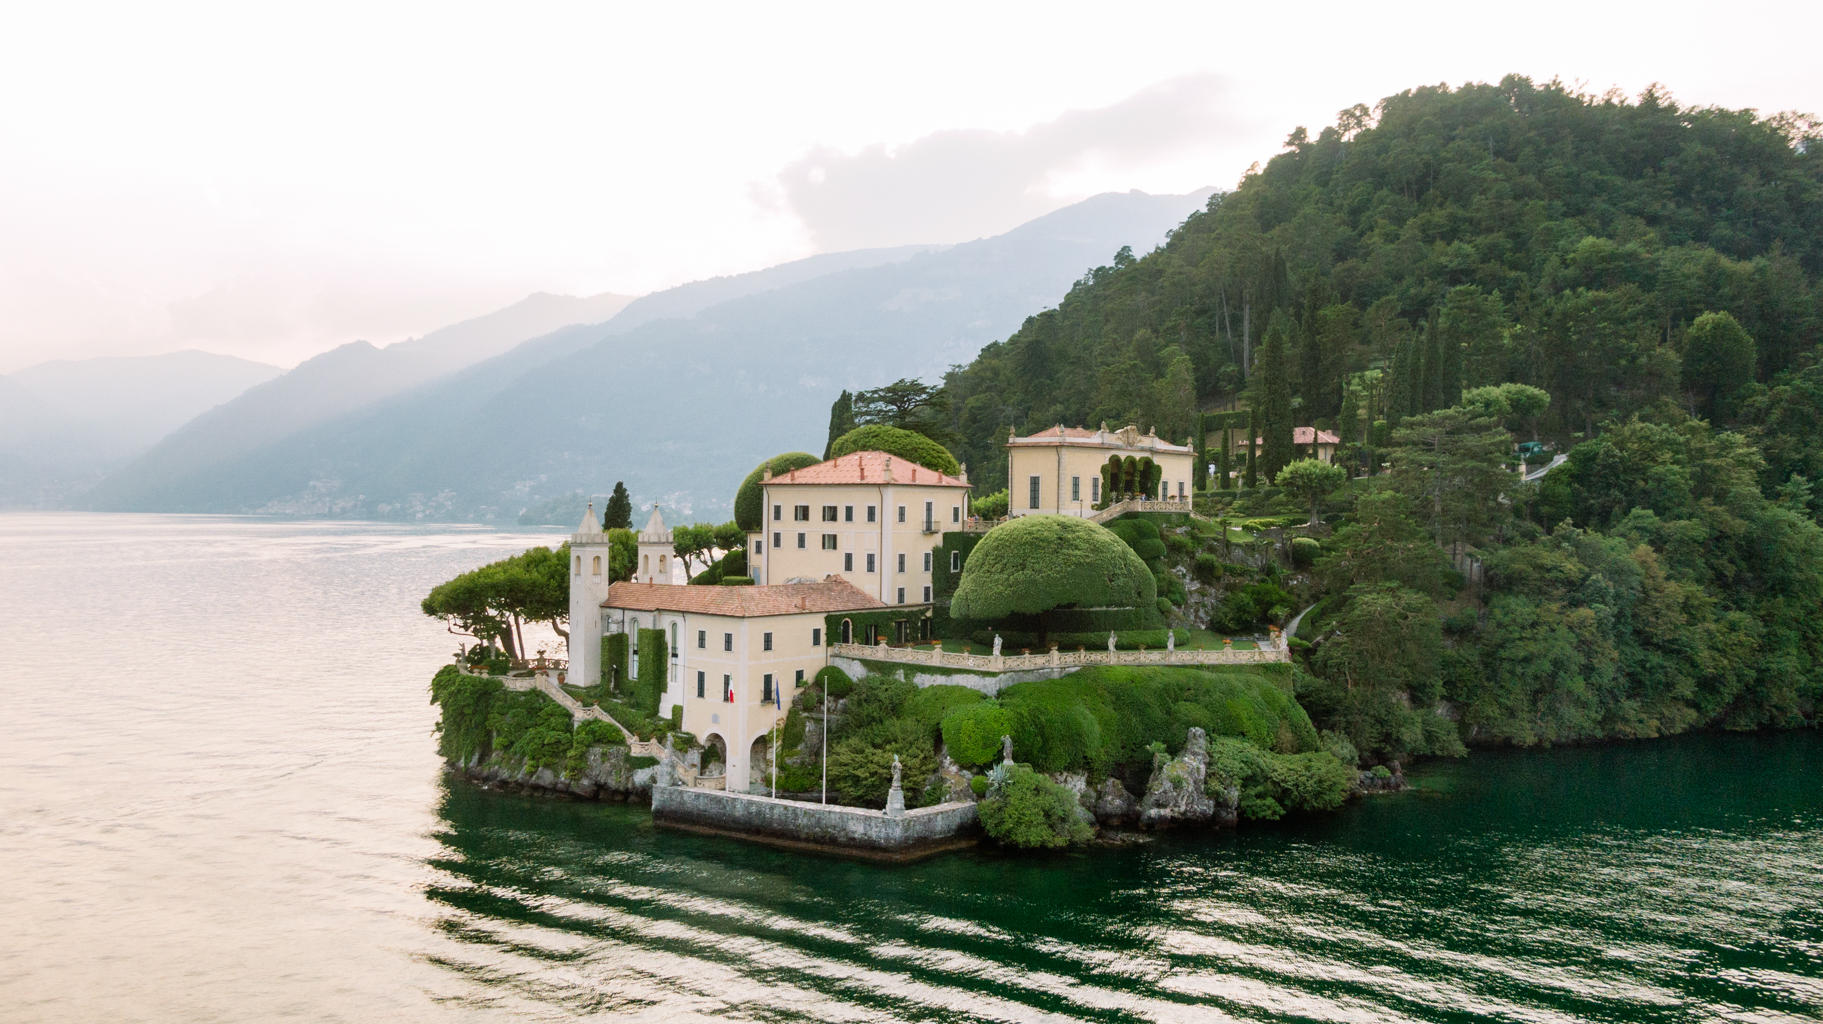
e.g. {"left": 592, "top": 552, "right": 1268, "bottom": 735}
{"left": 828, "top": 424, "right": 960, "bottom": 476}
{"left": 733, "top": 452, "right": 822, "bottom": 531}
{"left": 951, "top": 515, "right": 1157, "bottom": 637}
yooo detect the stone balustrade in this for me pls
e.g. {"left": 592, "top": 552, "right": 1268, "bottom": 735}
{"left": 831, "top": 635, "right": 1288, "bottom": 672}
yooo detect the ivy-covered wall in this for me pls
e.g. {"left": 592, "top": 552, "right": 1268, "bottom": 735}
{"left": 932, "top": 531, "right": 985, "bottom": 601}
{"left": 825, "top": 607, "right": 929, "bottom": 645}
{"left": 635, "top": 628, "right": 667, "bottom": 715}
{"left": 601, "top": 632, "right": 629, "bottom": 688}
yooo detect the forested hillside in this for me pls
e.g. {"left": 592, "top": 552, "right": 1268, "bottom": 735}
{"left": 938, "top": 76, "right": 1823, "bottom": 753}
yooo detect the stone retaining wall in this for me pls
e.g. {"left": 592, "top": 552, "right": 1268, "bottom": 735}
{"left": 651, "top": 785, "right": 979, "bottom": 859}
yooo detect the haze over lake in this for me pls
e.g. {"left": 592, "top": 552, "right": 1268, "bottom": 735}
{"left": 2, "top": 513, "right": 1817, "bottom": 1023}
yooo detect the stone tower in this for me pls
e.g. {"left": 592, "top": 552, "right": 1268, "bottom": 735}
{"left": 635, "top": 505, "right": 674, "bottom": 584}
{"left": 569, "top": 502, "right": 614, "bottom": 686}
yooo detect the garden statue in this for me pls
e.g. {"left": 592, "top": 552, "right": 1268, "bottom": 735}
{"left": 1001, "top": 734, "right": 1013, "bottom": 762}
{"left": 1108, "top": 631, "right": 1118, "bottom": 652}
{"left": 891, "top": 754, "right": 902, "bottom": 790}
{"left": 992, "top": 634, "right": 1002, "bottom": 656}
{"left": 1167, "top": 631, "right": 1175, "bottom": 652}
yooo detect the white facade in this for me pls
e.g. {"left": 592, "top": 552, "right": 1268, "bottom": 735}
{"left": 567, "top": 504, "right": 616, "bottom": 687}
{"left": 633, "top": 505, "right": 679, "bottom": 584}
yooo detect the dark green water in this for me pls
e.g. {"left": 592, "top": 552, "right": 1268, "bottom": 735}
{"left": 4, "top": 515, "right": 1818, "bottom": 1022}
{"left": 426, "top": 731, "right": 1822, "bottom": 1022}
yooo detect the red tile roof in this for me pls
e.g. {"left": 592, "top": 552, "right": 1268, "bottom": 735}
{"left": 1236, "top": 427, "right": 1340, "bottom": 446}
{"left": 1009, "top": 423, "right": 1195, "bottom": 454}
{"left": 602, "top": 575, "right": 888, "bottom": 617}
{"left": 767, "top": 450, "right": 968, "bottom": 488}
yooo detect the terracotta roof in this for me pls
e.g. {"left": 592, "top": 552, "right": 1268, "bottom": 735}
{"left": 602, "top": 575, "right": 888, "bottom": 617}
{"left": 1008, "top": 422, "right": 1195, "bottom": 454}
{"left": 767, "top": 450, "right": 968, "bottom": 488}
{"left": 1235, "top": 427, "right": 1340, "bottom": 446}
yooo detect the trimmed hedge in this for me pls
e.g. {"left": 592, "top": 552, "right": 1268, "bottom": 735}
{"left": 634, "top": 628, "right": 667, "bottom": 716}
{"left": 941, "top": 701, "right": 1015, "bottom": 766}
{"left": 734, "top": 452, "right": 821, "bottom": 531}
{"left": 968, "top": 628, "right": 1190, "bottom": 650}
{"left": 951, "top": 515, "right": 1156, "bottom": 621}
{"left": 601, "top": 632, "right": 629, "bottom": 689}
{"left": 813, "top": 664, "right": 854, "bottom": 699}
{"left": 828, "top": 424, "right": 961, "bottom": 476}
{"left": 718, "top": 575, "right": 755, "bottom": 586}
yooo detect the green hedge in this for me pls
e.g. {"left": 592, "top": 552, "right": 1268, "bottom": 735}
{"left": 429, "top": 664, "right": 642, "bottom": 778}
{"left": 941, "top": 701, "right": 1015, "bottom": 766}
{"left": 634, "top": 628, "right": 667, "bottom": 716}
{"left": 691, "top": 546, "right": 748, "bottom": 585}
{"left": 828, "top": 424, "right": 961, "bottom": 476}
{"left": 1206, "top": 736, "right": 1353, "bottom": 820}
{"left": 813, "top": 664, "right": 854, "bottom": 698}
{"left": 825, "top": 607, "right": 928, "bottom": 645}
{"left": 978, "top": 763, "right": 1093, "bottom": 847}
{"left": 601, "top": 633, "right": 629, "bottom": 688}
{"left": 991, "top": 665, "right": 1320, "bottom": 773}
{"left": 932, "top": 531, "right": 985, "bottom": 601}
{"left": 718, "top": 575, "right": 755, "bottom": 586}
{"left": 969, "top": 628, "right": 1189, "bottom": 650}
{"left": 734, "top": 452, "right": 821, "bottom": 531}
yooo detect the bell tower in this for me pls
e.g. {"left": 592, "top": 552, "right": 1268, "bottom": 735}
{"left": 569, "top": 502, "right": 614, "bottom": 686}
{"left": 635, "top": 505, "right": 674, "bottom": 583}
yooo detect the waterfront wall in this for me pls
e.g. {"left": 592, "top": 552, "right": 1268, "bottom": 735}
{"left": 652, "top": 785, "right": 979, "bottom": 858}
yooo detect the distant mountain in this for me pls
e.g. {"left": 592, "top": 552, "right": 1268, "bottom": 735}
{"left": 89, "top": 189, "right": 1214, "bottom": 520}
{"left": 0, "top": 350, "right": 282, "bottom": 508}
{"left": 84, "top": 291, "right": 633, "bottom": 511}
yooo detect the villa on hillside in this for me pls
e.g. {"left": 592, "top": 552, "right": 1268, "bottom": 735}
{"left": 1006, "top": 423, "right": 1195, "bottom": 516}
{"left": 1228, "top": 426, "right": 1341, "bottom": 464}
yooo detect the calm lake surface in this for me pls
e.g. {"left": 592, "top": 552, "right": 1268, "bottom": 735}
{"left": 2, "top": 513, "right": 1819, "bottom": 1023}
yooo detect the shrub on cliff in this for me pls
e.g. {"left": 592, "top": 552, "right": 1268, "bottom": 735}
{"left": 978, "top": 763, "right": 1094, "bottom": 848}
{"left": 1206, "top": 736, "right": 1352, "bottom": 820}
{"left": 430, "top": 665, "right": 501, "bottom": 762}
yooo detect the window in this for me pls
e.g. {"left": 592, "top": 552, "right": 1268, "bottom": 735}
{"left": 641, "top": 554, "right": 649, "bottom": 575}
{"left": 923, "top": 585, "right": 931, "bottom": 602}
{"left": 950, "top": 550, "right": 961, "bottom": 572}
{"left": 1029, "top": 475, "right": 1041, "bottom": 509}
{"left": 591, "top": 555, "right": 601, "bottom": 574}
{"left": 696, "top": 671, "right": 704, "bottom": 698}
{"left": 897, "top": 505, "right": 906, "bottom": 523}
{"left": 659, "top": 554, "right": 667, "bottom": 574}
{"left": 844, "top": 505, "right": 854, "bottom": 522}
{"left": 762, "top": 674, "right": 774, "bottom": 703}
{"left": 796, "top": 532, "right": 806, "bottom": 549}
{"left": 754, "top": 539, "right": 763, "bottom": 554}
{"left": 1071, "top": 476, "right": 1080, "bottom": 501}
{"left": 723, "top": 632, "right": 733, "bottom": 652}
{"left": 822, "top": 534, "right": 837, "bottom": 550}
{"left": 844, "top": 552, "right": 853, "bottom": 572}
{"left": 670, "top": 622, "right": 677, "bottom": 655}
{"left": 697, "top": 629, "right": 706, "bottom": 649}
{"left": 812, "top": 628, "right": 821, "bottom": 647}
{"left": 796, "top": 669, "right": 804, "bottom": 685}
{"left": 1178, "top": 480, "right": 1186, "bottom": 498}
{"left": 866, "top": 553, "right": 876, "bottom": 573}
{"left": 822, "top": 505, "right": 837, "bottom": 521}
{"left": 922, "top": 552, "right": 932, "bottom": 572}
{"left": 723, "top": 674, "right": 732, "bottom": 702}
{"left": 1092, "top": 477, "right": 1101, "bottom": 503}
{"left": 896, "top": 587, "right": 905, "bottom": 604}
{"left": 763, "top": 631, "right": 772, "bottom": 651}
{"left": 574, "top": 555, "right": 581, "bottom": 575}
{"left": 924, "top": 500, "right": 932, "bottom": 524}
{"left": 897, "top": 553, "right": 905, "bottom": 573}
{"left": 841, "top": 619, "right": 853, "bottom": 643}
{"left": 866, "top": 505, "right": 876, "bottom": 523}
{"left": 794, "top": 504, "right": 810, "bottom": 521}
{"left": 773, "top": 504, "right": 782, "bottom": 521}
{"left": 773, "top": 531, "right": 781, "bottom": 549}
{"left": 952, "top": 505, "right": 960, "bottom": 523}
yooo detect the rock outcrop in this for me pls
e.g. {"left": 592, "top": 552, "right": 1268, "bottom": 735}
{"left": 1090, "top": 778, "right": 1137, "bottom": 825}
{"left": 1138, "top": 727, "right": 1217, "bottom": 828}
{"left": 459, "top": 743, "right": 654, "bottom": 802}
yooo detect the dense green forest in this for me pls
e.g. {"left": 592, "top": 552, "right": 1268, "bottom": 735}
{"left": 936, "top": 77, "right": 1823, "bottom": 753}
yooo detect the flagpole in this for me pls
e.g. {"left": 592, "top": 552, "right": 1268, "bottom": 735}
{"left": 821, "top": 684, "right": 828, "bottom": 805}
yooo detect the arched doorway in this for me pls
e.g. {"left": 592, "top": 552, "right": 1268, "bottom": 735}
{"left": 841, "top": 618, "right": 853, "bottom": 644}
{"left": 749, "top": 734, "right": 771, "bottom": 794}
{"left": 699, "top": 733, "right": 726, "bottom": 781}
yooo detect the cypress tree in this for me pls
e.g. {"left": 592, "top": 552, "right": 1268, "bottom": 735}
{"left": 1252, "top": 309, "right": 1296, "bottom": 482}
{"left": 1245, "top": 410, "right": 1258, "bottom": 488}
{"left": 603, "top": 482, "right": 632, "bottom": 529}
{"left": 823, "top": 390, "right": 854, "bottom": 460}
{"left": 1219, "top": 425, "right": 1233, "bottom": 489}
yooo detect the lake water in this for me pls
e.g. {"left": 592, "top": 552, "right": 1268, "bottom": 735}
{"left": 2, "top": 513, "right": 1819, "bottom": 1023}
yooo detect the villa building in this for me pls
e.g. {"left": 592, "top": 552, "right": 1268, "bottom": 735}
{"left": 632, "top": 505, "right": 684, "bottom": 584}
{"left": 746, "top": 450, "right": 970, "bottom": 610}
{"left": 1005, "top": 423, "right": 1196, "bottom": 516}
{"left": 600, "top": 576, "right": 884, "bottom": 794}
{"left": 1228, "top": 426, "right": 1341, "bottom": 464}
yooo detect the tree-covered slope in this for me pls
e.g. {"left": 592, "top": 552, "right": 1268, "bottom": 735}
{"left": 944, "top": 76, "right": 1822, "bottom": 492}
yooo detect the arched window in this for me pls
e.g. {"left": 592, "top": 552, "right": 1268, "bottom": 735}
{"left": 642, "top": 554, "right": 650, "bottom": 575}
{"left": 659, "top": 554, "right": 667, "bottom": 575}
{"left": 841, "top": 618, "right": 853, "bottom": 644}
{"left": 575, "top": 555, "right": 581, "bottom": 575}
{"left": 591, "top": 555, "right": 601, "bottom": 574}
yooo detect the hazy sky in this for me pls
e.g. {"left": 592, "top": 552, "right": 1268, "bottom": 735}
{"left": 2, "top": 1, "right": 1819, "bottom": 373}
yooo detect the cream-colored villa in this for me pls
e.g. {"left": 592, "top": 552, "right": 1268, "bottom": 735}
{"left": 1006, "top": 423, "right": 1196, "bottom": 516}
{"left": 1228, "top": 426, "right": 1340, "bottom": 465}
{"left": 747, "top": 450, "right": 970, "bottom": 608}
{"left": 565, "top": 430, "right": 1207, "bottom": 793}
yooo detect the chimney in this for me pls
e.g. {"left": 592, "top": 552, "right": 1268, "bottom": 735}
{"left": 762, "top": 465, "right": 772, "bottom": 481}
{"left": 884, "top": 457, "right": 894, "bottom": 483}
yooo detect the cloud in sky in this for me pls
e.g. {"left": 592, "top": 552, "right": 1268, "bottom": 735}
{"left": 774, "top": 75, "right": 1255, "bottom": 251}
